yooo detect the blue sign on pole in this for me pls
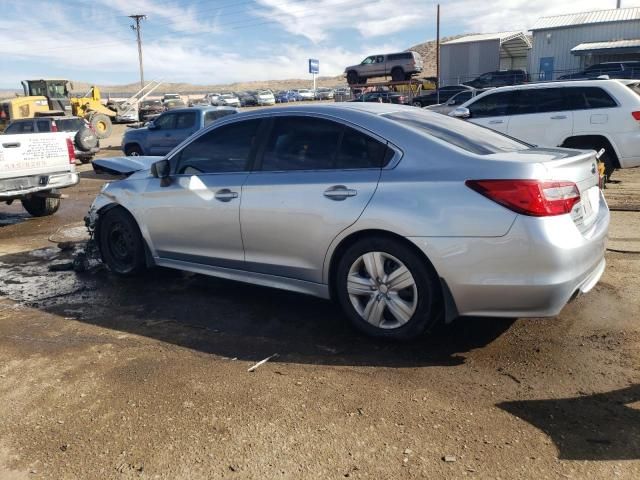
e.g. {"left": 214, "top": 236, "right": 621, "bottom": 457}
{"left": 308, "top": 59, "right": 319, "bottom": 74}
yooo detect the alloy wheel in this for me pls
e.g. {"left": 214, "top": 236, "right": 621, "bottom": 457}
{"left": 347, "top": 251, "right": 418, "bottom": 329}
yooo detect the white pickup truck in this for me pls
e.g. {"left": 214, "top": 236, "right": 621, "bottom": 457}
{"left": 0, "top": 133, "right": 79, "bottom": 216}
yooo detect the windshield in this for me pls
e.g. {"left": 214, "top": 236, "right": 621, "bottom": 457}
{"left": 141, "top": 100, "right": 162, "bottom": 107}
{"left": 383, "top": 110, "right": 529, "bottom": 155}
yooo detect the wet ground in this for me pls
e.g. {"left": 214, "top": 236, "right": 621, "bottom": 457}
{"left": 0, "top": 162, "right": 639, "bottom": 479}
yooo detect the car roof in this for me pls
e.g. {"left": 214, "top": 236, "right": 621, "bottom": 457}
{"left": 474, "top": 78, "right": 627, "bottom": 93}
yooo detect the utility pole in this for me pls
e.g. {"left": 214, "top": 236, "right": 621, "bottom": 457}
{"left": 129, "top": 14, "right": 146, "bottom": 89}
{"left": 436, "top": 4, "right": 440, "bottom": 104}
{"left": 616, "top": 0, "right": 621, "bottom": 7}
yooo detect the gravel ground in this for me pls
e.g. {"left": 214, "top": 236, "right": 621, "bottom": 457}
{"left": 0, "top": 155, "right": 638, "bottom": 479}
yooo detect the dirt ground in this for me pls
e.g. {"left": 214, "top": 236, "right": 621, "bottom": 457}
{"left": 0, "top": 149, "right": 639, "bottom": 478}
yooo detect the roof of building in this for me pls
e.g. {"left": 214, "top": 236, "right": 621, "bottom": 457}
{"left": 442, "top": 31, "right": 530, "bottom": 45}
{"left": 531, "top": 7, "right": 640, "bottom": 31}
{"left": 571, "top": 38, "right": 640, "bottom": 52}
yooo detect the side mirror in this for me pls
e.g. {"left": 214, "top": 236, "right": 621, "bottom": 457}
{"left": 147, "top": 121, "right": 158, "bottom": 130}
{"left": 451, "top": 107, "right": 471, "bottom": 119}
{"left": 151, "top": 159, "right": 171, "bottom": 187}
{"left": 447, "top": 99, "right": 457, "bottom": 106}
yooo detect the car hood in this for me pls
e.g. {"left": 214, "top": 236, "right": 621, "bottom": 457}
{"left": 92, "top": 155, "right": 163, "bottom": 177}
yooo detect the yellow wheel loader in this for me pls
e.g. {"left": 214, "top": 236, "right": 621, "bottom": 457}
{"left": 0, "top": 79, "right": 116, "bottom": 138}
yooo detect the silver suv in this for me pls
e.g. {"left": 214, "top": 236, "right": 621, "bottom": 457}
{"left": 344, "top": 51, "right": 423, "bottom": 85}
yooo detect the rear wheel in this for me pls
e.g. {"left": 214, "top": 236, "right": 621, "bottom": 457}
{"left": 21, "top": 193, "right": 60, "bottom": 217}
{"left": 97, "top": 207, "right": 146, "bottom": 275}
{"left": 89, "top": 113, "right": 112, "bottom": 139}
{"left": 391, "top": 68, "right": 405, "bottom": 82}
{"left": 335, "top": 237, "right": 441, "bottom": 340}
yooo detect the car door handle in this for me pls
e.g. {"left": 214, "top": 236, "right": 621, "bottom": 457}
{"left": 550, "top": 115, "right": 567, "bottom": 120}
{"left": 488, "top": 120, "right": 504, "bottom": 125}
{"left": 323, "top": 185, "right": 357, "bottom": 201}
{"left": 2, "top": 142, "right": 20, "bottom": 148}
{"left": 214, "top": 189, "right": 238, "bottom": 202}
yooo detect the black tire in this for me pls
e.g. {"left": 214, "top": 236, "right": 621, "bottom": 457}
{"left": 89, "top": 113, "right": 112, "bottom": 139}
{"left": 599, "top": 151, "right": 616, "bottom": 182}
{"left": 346, "top": 71, "right": 359, "bottom": 85}
{"left": 74, "top": 126, "right": 98, "bottom": 152}
{"left": 391, "top": 68, "right": 405, "bottom": 82}
{"left": 334, "top": 237, "right": 442, "bottom": 340}
{"left": 124, "top": 144, "right": 143, "bottom": 156}
{"left": 21, "top": 193, "right": 60, "bottom": 217}
{"left": 97, "top": 207, "right": 146, "bottom": 276}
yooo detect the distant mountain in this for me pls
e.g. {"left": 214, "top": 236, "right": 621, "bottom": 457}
{"left": 406, "top": 35, "right": 471, "bottom": 77}
{"left": 1, "top": 37, "right": 473, "bottom": 99}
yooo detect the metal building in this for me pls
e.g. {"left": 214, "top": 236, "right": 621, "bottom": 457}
{"left": 439, "top": 32, "right": 531, "bottom": 86}
{"left": 529, "top": 7, "right": 640, "bottom": 80}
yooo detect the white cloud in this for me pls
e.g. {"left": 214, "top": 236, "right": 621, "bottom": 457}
{"left": 1, "top": 0, "right": 640, "bottom": 87}
{"left": 251, "top": 0, "right": 424, "bottom": 42}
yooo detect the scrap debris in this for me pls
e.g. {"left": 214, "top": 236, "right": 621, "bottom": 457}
{"left": 247, "top": 353, "right": 279, "bottom": 372}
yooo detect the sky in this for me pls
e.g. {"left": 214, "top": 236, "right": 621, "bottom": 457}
{"left": 0, "top": 0, "right": 639, "bottom": 88}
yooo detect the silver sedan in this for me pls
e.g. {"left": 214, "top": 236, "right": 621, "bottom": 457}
{"left": 88, "top": 103, "right": 609, "bottom": 340}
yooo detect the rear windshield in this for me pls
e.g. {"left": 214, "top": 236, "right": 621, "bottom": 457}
{"left": 383, "top": 110, "right": 529, "bottom": 155}
{"left": 56, "top": 118, "right": 84, "bottom": 132}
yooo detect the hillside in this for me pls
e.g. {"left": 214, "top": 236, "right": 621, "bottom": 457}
{"left": 405, "top": 35, "right": 471, "bottom": 77}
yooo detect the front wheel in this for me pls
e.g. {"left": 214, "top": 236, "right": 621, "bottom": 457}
{"left": 124, "top": 144, "right": 143, "bottom": 156}
{"left": 97, "top": 207, "right": 146, "bottom": 275}
{"left": 335, "top": 237, "right": 441, "bottom": 340}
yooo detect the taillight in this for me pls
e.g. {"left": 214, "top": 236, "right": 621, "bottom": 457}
{"left": 51, "top": 120, "right": 58, "bottom": 132}
{"left": 66, "top": 138, "right": 76, "bottom": 164}
{"left": 632, "top": 111, "right": 640, "bottom": 121}
{"left": 466, "top": 179, "right": 581, "bottom": 217}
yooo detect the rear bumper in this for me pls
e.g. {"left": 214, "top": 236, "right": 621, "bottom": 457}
{"left": 0, "top": 172, "right": 79, "bottom": 200}
{"left": 408, "top": 192, "right": 610, "bottom": 318}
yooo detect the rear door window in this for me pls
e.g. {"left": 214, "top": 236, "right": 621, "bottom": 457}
{"left": 573, "top": 87, "right": 618, "bottom": 109}
{"left": 467, "top": 91, "right": 516, "bottom": 118}
{"left": 336, "top": 127, "right": 389, "bottom": 169}
{"left": 261, "top": 117, "right": 342, "bottom": 171}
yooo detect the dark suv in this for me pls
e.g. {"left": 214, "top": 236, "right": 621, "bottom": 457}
{"left": 558, "top": 61, "right": 640, "bottom": 80}
{"left": 3, "top": 116, "right": 99, "bottom": 163}
{"left": 463, "top": 70, "right": 529, "bottom": 88}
